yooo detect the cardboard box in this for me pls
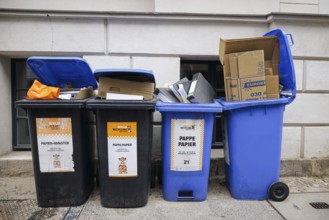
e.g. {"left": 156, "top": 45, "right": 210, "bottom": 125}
{"left": 226, "top": 78, "right": 239, "bottom": 101}
{"left": 224, "top": 50, "right": 266, "bottom": 101}
{"left": 265, "top": 67, "right": 273, "bottom": 76}
{"left": 97, "top": 77, "right": 154, "bottom": 100}
{"left": 265, "top": 75, "right": 280, "bottom": 99}
{"left": 266, "top": 94, "right": 280, "bottom": 99}
{"left": 226, "top": 76, "right": 266, "bottom": 102}
{"left": 219, "top": 36, "right": 280, "bottom": 101}
{"left": 240, "top": 76, "right": 266, "bottom": 101}
{"left": 228, "top": 50, "right": 265, "bottom": 78}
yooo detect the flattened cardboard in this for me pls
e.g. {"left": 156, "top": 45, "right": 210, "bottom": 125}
{"left": 226, "top": 78, "right": 239, "bottom": 101}
{"left": 266, "top": 75, "right": 280, "bottom": 99}
{"left": 228, "top": 50, "right": 265, "bottom": 78}
{"left": 238, "top": 50, "right": 265, "bottom": 77}
{"left": 228, "top": 54, "right": 239, "bottom": 78}
{"left": 59, "top": 87, "right": 94, "bottom": 100}
{"left": 265, "top": 68, "right": 273, "bottom": 76}
{"left": 98, "top": 77, "right": 154, "bottom": 100}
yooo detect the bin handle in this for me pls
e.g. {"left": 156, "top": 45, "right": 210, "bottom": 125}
{"left": 286, "top": 33, "right": 294, "bottom": 46}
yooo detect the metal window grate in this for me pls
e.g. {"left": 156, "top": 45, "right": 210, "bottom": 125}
{"left": 309, "top": 202, "right": 329, "bottom": 209}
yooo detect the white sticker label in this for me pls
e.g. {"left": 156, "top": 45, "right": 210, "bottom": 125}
{"left": 107, "top": 122, "right": 137, "bottom": 177}
{"left": 36, "top": 118, "right": 74, "bottom": 173}
{"left": 171, "top": 119, "right": 204, "bottom": 171}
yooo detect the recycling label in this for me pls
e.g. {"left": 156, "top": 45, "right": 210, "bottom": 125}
{"left": 36, "top": 118, "right": 74, "bottom": 173}
{"left": 107, "top": 122, "right": 137, "bottom": 177}
{"left": 171, "top": 119, "right": 204, "bottom": 171}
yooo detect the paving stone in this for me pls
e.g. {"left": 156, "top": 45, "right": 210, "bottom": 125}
{"left": 1, "top": 175, "right": 329, "bottom": 219}
{"left": 0, "top": 199, "right": 70, "bottom": 220}
{"left": 270, "top": 192, "right": 329, "bottom": 220}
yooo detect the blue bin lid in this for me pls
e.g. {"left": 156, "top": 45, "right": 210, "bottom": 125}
{"left": 156, "top": 101, "right": 222, "bottom": 113}
{"left": 94, "top": 68, "right": 155, "bottom": 85}
{"left": 27, "top": 57, "right": 98, "bottom": 89}
{"left": 264, "top": 29, "right": 296, "bottom": 103}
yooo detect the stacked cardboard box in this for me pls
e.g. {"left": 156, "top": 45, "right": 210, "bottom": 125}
{"left": 219, "top": 36, "right": 280, "bottom": 102}
{"left": 225, "top": 50, "right": 266, "bottom": 101}
{"left": 265, "top": 65, "right": 280, "bottom": 99}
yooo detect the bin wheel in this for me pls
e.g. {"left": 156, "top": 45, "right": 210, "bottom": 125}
{"left": 269, "top": 182, "right": 289, "bottom": 201}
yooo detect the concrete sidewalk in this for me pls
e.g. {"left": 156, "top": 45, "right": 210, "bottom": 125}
{"left": 1, "top": 176, "right": 329, "bottom": 220}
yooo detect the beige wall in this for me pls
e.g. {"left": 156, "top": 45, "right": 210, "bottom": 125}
{"left": 0, "top": 3, "right": 328, "bottom": 159}
{"left": 1, "top": 0, "right": 328, "bottom": 14}
{"left": 0, "top": 57, "right": 12, "bottom": 155}
{"left": 0, "top": 0, "right": 155, "bottom": 12}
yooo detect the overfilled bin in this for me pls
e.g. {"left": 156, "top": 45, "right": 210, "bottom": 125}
{"left": 156, "top": 102, "right": 222, "bottom": 201}
{"left": 218, "top": 29, "right": 296, "bottom": 201}
{"left": 16, "top": 57, "right": 97, "bottom": 207}
{"left": 86, "top": 69, "right": 156, "bottom": 208}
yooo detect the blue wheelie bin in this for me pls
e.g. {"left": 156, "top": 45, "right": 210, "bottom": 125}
{"left": 156, "top": 102, "right": 222, "bottom": 201}
{"left": 218, "top": 29, "right": 296, "bottom": 201}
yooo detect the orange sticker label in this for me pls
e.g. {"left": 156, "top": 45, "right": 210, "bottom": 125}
{"left": 36, "top": 118, "right": 72, "bottom": 136}
{"left": 107, "top": 122, "right": 137, "bottom": 137}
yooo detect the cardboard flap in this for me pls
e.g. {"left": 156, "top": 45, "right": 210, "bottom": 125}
{"left": 237, "top": 50, "right": 264, "bottom": 77}
{"left": 219, "top": 39, "right": 227, "bottom": 64}
{"left": 219, "top": 37, "right": 279, "bottom": 64}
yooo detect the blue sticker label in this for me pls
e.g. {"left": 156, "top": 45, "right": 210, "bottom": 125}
{"left": 243, "top": 80, "right": 265, "bottom": 88}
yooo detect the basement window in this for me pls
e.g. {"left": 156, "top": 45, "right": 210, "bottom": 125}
{"left": 12, "top": 59, "right": 36, "bottom": 150}
{"left": 180, "top": 60, "right": 224, "bottom": 148}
